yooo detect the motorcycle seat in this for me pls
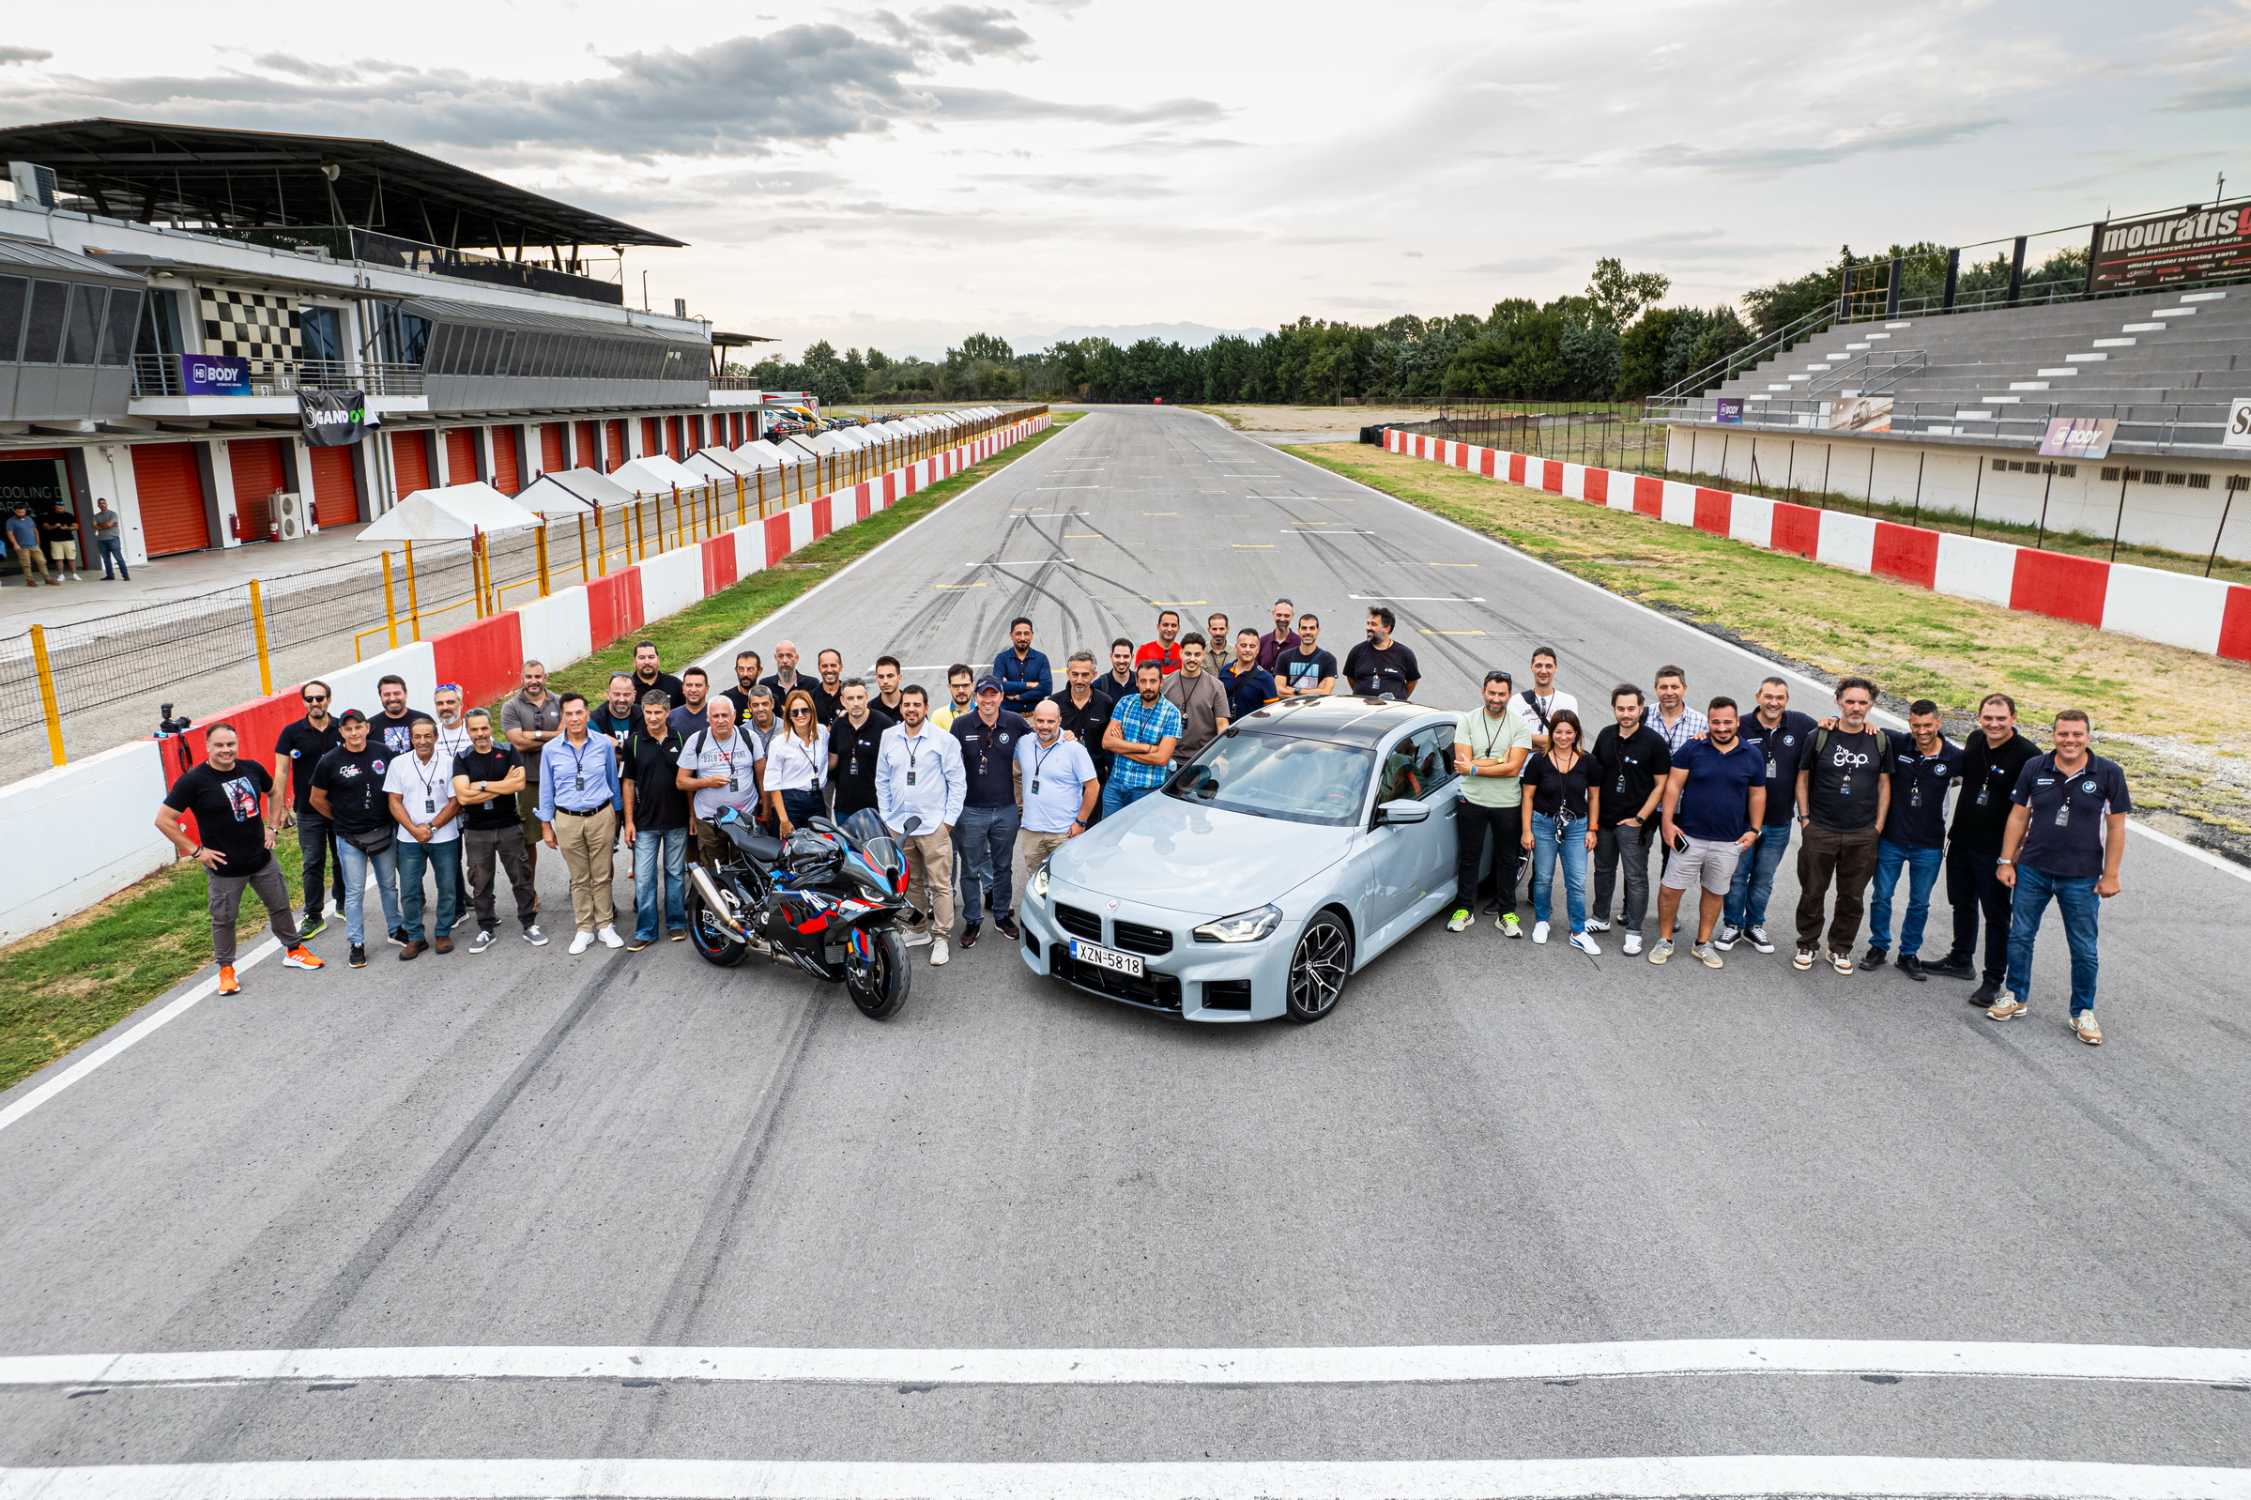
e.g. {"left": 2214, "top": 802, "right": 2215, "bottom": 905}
{"left": 724, "top": 824, "right": 786, "bottom": 864}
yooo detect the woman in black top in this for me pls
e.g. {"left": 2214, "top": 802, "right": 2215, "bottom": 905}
{"left": 1519, "top": 709, "right": 1602, "bottom": 951}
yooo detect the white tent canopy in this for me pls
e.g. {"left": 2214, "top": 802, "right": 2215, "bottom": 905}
{"left": 685, "top": 448, "right": 750, "bottom": 480}
{"left": 515, "top": 467, "right": 633, "bottom": 518}
{"left": 360, "top": 482, "right": 544, "bottom": 542}
{"left": 734, "top": 439, "right": 803, "bottom": 468}
{"left": 611, "top": 455, "right": 705, "bottom": 494}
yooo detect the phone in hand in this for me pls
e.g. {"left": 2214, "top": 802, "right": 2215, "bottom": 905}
{"left": 1673, "top": 831, "right": 1691, "bottom": 855}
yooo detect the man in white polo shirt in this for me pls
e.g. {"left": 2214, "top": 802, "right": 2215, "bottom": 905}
{"left": 1013, "top": 699, "right": 1099, "bottom": 887}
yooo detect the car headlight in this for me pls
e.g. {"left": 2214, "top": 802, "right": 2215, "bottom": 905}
{"left": 1029, "top": 864, "right": 1050, "bottom": 902}
{"left": 1193, "top": 904, "right": 1283, "bottom": 944}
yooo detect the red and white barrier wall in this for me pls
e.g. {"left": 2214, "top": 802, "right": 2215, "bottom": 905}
{"left": 1384, "top": 430, "right": 2251, "bottom": 665}
{"left": 0, "top": 413, "right": 1051, "bottom": 945}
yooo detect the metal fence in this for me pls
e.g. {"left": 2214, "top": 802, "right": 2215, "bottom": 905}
{"left": 1422, "top": 399, "right": 1671, "bottom": 474}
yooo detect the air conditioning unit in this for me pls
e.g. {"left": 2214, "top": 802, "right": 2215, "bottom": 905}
{"left": 275, "top": 491, "right": 310, "bottom": 541}
{"left": 8, "top": 161, "right": 58, "bottom": 209}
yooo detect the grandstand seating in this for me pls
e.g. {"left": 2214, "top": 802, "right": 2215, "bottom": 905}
{"left": 1705, "top": 288, "right": 2251, "bottom": 448}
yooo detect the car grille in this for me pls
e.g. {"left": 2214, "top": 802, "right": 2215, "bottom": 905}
{"left": 1054, "top": 902, "right": 1102, "bottom": 941}
{"left": 1201, "top": 979, "right": 1253, "bottom": 1011}
{"left": 1054, "top": 955, "right": 1183, "bottom": 1012}
{"left": 1111, "top": 919, "right": 1173, "bottom": 956}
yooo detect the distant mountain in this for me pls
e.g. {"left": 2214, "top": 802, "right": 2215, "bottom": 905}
{"left": 1009, "top": 322, "right": 1271, "bottom": 351}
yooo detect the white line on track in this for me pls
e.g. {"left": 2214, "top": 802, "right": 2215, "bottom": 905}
{"left": 2, "top": 1457, "right": 2245, "bottom": 1500}
{"left": 1348, "top": 593, "right": 1485, "bottom": 603}
{"left": 964, "top": 559, "right": 1074, "bottom": 567}
{"left": 7, "top": 1338, "right": 2248, "bottom": 1389}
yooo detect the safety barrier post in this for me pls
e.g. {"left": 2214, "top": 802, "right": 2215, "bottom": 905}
{"left": 588, "top": 511, "right": 602, "bottom": 578}
{"left": 536, "top": 523, "right": 552, "bottom": 597}
{"left": 381, "top": 551, "right": 400, "bottom": 649}
{"left": 755, "top": 468, "right": 766, "bottom": 519}
{"left": 735, "top": 474, "right": 747, "bottom": 526}
{"left": 404, "top": 540, "right": 422, "bottom": 642}
{"left": 29, "top": 623, "right": 65, "bottom": 767}
{"left": 248, "top": 578, "right": 274, "bottom": 696}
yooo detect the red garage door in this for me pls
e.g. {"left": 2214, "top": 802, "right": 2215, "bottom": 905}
{"left": 132, "top": 443, "right": 211, "bottom": 556}
{"left": 610, "top": 420, "right": 630, "bottom": 469}
{"left": 227, "top": 437, "right": 289, "bottom": 542}
{"left": 574, "top": 420, "right": 600, "bottom": 472}
{"left": 540, "top": 423, "right": 567, "bottom": 472}
{"left": 489, "top": 425, "right": 522, "bottom": 495}
{"left": 444, "top": 428, "right": 480, "bottom": 486}
{"left": 666, "top": 415, "right": 684, "bottom": 456}
{"left": 308, "top": 443, "right": 359, "bottom": 528}
{"left": 639, "top": 416, "right": 659, "bottom": 457}
{"left": 688, "top": 414, "right": 705, "bottom": 450}
{"left": 391, "top": 431, "right": 432, "bottom": 502}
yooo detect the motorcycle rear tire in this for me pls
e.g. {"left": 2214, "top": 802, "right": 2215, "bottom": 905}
{"left": 685, "top": 882, "right": 750, "bottom": 968}
{"left": 846, "top": 928, "right": 910, "bottom": 1020}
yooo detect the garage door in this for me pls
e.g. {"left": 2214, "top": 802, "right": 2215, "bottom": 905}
{"left": 609, "top": 420, "right": 629, "bottom": 470}
{"left": 540, "top": 423, "right": 567, "bottom": 472}
{"left": 575, "top": 420, "right": 600, "bottom": 472}
{"left": 444, "top": 428, "right": 480, "bottom": 486}
{"left": 391, "top": 431, "right": 432, "bottom": 502}
{"left": 666, "top": 415, "right": 684, "bottom": 457}
{"left": 132, "top": 443, "right": 211, "bottom": 556}
{"left": 227, "top": 437, "right": 289, "bottom": 542}
{"left": 308, "top": 443, "right": 359, "bottom": 528}
{"left": 640, "top": 417, "right": 659, "bottom": 457}
{"left": 488, "top": 426, "right": 521, "bottom": 495}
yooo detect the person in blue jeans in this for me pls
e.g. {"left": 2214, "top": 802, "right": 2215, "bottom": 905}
{"left": 1864, "top": 700, "right": 1962, "bottom": 979}
{"left": 1989, "top": 709, "right": 2130, "bottom": 1047}
{"left": 1718, "top": 677, "right": 1817, "bottom": 954}
{"left": 384, "top": 720, "right": 462, "bottom": 957}
{"left": 621, "top": 691, "right": 689, "bottom": 948}
{"left": 311, "top": 709, "right": 404, "bottom": 965}
{"left": 951, "top": 676, "right": 1029, "bottom": 946}
{"left": 1518, "top": 710, "right": 1601, "bottom": 955}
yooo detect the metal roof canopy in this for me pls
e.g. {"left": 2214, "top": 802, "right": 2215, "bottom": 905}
{"left": 0, "top": 234, "right": 148, "bottom": 287}
{"left": 0, "top": 118, "right": 684, "bottom": 251}
{"left": 398, "top": 295, "right": 705, "bottom": 346}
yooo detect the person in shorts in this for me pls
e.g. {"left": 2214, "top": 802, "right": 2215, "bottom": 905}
{"left": 1652, "top": 697, "right": 1765, "bottom": 969}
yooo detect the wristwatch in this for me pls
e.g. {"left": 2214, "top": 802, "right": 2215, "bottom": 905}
{"left": 1996, "top": 857, "right": 2014, "bottom": 866}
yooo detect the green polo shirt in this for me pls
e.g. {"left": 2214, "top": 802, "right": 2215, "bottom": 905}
{"left": 1455, "top": 707, "right": 1533, "bottom": 809}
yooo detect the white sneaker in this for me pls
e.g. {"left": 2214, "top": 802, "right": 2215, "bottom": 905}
{"left": 930, "top": 937, "right": 950, "bottom": 967}
{"left": 1532, "top": 920, "right": 1551, "bottom": 944}
{"left": 1582, "top": 917, "right": 1611, "bottom": 933}
{"left": 902, "top": 926, "right": 933, "bottom": 948}
{"left": 596, "top": 925, "right": 624, "bottom": 950}
{"left": 1713, "top": 923, "right": 1739, "bottom": 952}
{"left": 1568, "top": 930, "right": 1601, "bottom": 956}
{"left": 1748, "top": 925, "right": 1775, "bottom": 954}
{"left": 568, "top": 929, "right": 594, "bottom": 955}
{"left": 1623, "top": 931, "right": 1643, "bottom": 956}
{"left": 1648, "top": 937, "right": 1674, "bottom": 964}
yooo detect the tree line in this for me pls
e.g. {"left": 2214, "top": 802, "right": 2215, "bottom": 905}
{"left": 740, "top": 243, "right": 2086, "bottom": 407}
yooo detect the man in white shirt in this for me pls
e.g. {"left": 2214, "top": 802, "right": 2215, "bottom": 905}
{"left": 1520, "top": 644, "right": 1580, "bottom": 753}
{"left": 1013, "top": 699, "right": 1099, "bottom": 887}
{"left": 431, "top": 683, "right": 474, "bottom": 915}
{"left": 675, "top": 696, "right": 763, "bottom": 868}
{"left": 384, "top": 718, "right": 462, "bottom": 958}
{"left": 875, "top": 684, "right": 968, "bottom": 966}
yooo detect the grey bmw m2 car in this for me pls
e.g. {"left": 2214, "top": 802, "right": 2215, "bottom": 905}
{"left": 1018, "top": 697, "right": 1463, "bottom": 1022}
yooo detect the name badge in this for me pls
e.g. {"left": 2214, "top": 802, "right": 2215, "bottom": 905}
{"left": 424, "top": 797, "right": 436, "bottom": 814}
{"left": 907, "top": 770, "right": 917, "bottom": 786}
{"left": 2054, "top": 800, "right": 2070, "bottom": 829}
{"left": 1031, "top": 778, "right": 1041, "bottom": 795}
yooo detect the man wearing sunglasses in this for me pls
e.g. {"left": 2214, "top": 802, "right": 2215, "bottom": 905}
{"left": 274, "top": 679, "right": 345, "bottom": 939}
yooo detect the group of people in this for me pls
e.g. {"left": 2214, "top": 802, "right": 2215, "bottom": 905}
{"left": 4, "top": 499, "right": 129, "bottom": 584}
{"left": 158, "top": 595, "right": 2131, "bottom": 1045}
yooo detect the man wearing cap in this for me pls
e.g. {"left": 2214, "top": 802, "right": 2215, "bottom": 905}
{"left": 310, "top": 708, "right": 405, "bottom": 968}
{"left": 951, "top": 674, "right": 1030, "bottom": 948}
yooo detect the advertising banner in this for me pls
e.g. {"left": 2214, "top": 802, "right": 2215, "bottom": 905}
{"left": 176, "top": 354, "right": 251, "bottom": 396}
{"left": 2092, "top": 203, "right": 2251, "bottom": 291}
{"left": 300, "top": 389, "right": 370, "bottom": 447}
{"left": 2038, "top": 416, "right": 2117, "bottom": 461}
{"left": 2226, "top": 397, "right": 2251, "bottom": 449}
{"left": 1826, "top": 395, "right": 1893, "bottom": 434}
{"left": 1714, "top": 397, "right": 1744, "bottom": 425}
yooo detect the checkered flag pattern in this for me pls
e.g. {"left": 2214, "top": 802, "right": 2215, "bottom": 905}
{"left": 197, "top": 286, "right": 303, "bottom": 375}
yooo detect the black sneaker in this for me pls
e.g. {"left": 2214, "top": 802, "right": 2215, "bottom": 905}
{"left": 994, "top": 913, "right": 1021, "bottom": 941}
{"left": 1970, "top": 982, "right": 2001, "bottom": 1007}
{"left": 1898, "top": 955, "right": 1927, "bottom": 982}
{"left": 299, "top": 912, "right": 328, "bottom": 941}
{"left": 960, "top": 922, "right": 982, "bottom": 949}
{"left": 1860, "top": 946, "right": 1887, "bottom": 970}
{"left": 348, "top": 943, "right": 368, "bottom": 969}
{"left": 387, "top": 927, "right": 411, "bottom": 948}
{"left": 1924, "top": 954, "right": 1976, "bottom": 980}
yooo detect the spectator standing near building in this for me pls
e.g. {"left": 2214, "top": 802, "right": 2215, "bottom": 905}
{"left": 41, "top": 505, "right": 81, "bottom": 581}
{"left": 1518, "top": 646, "right": 1578, "bottom": 752}
{"left": 1343, "top": 606, "right": 1420, "bottom": 700}
{"left": 1653, "top": 697, "right": 1765, "bottom": 969}
{"left": 1162, "top": 633, "right": 1230, "bottom": 764}
{"left": 1276, "top": 613, "right": 1338, "bottom": 698}
{"left": 631, "top": 640, "right": 685, "bottom": 709}
{"left": 1135, "top": 610, "right": 1185, "bottom": 677}
{"left": 1101, "top": 662, "right": 1182, "bottom": 817}
{"left": 827, "top": 678, "right": 892, "bottom": 820}
{"left": 1717, "top": 677, "right": 1818, "bottom": 955}
{"left": 1928, "top": 693, "right": 2039, "bottom": 1004}
{"left": 992, "top": 617, "right": 1052, "bottom": 715}
{"left": 1587, "top": 684, "right": 1669, "bottom": 956}
{"left": 1014, "top": 700, "right": 1099, "bottom": 887}
{"left": 875, "top": 685, "right": 966, "bottom": 966}
{"left": 5, "top": 505, "right": 46, "bottom": 586}
{"left": 536, "top": 692, "right": 625, "bottom": 955}
{"left": 621, "top": 690, "right": 689, "bottom": 950}
{"left": 273, "top": 680, "right": 345, "bottom": 939}
{"left": 92, "top": 498, "right": 129, "bottom": 580}
{"left": 502, "top": 660, "right": 562, "bottom": 876}
{"left": 677, "top": 696, "right": 761, "bottom": 867}
{"left": 1989, "top": 709, "right": 2129, "bottom": 1046}
{"left": 1792, "top": 677, "right": 1893, "bottom": 975}
{"left": 1448, "top": 670, "right": 1533, "bottom": 937}
{"left": 1863, "top": 700, "right": 1963, "bottom": 979}
{"left": 951, "top": 676, "right": 1029, "bottom": 947}
{"left": 384, "top": 719, "right": 462, "bottom": 959}
{"left": 1520, "top": 709, "right": 1601, "bottom": 954}
{"left": 310, "top": 709, "right": 403, "bottom": 969}
{"left": 1219, "top": 629, "right": 1279, "bottom": 721}
{"left": 156, "top": 723, "right": 322, "bottom": 995}
{"left": 1256, "top": 599, "right": 1300, "bottom": 672}
{"left": 450, "top": 708, "right": 543, "bottom": 951}
{"left": 668, "top": 667, "right": 713, "bottom": 739}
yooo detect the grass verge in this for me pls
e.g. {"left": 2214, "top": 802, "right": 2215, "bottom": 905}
{"left": 1292, "top": 442, "right": 2251, "bottom": 856}
{"left": 0, "top": 414, "right": 1078, "bottom": 1096}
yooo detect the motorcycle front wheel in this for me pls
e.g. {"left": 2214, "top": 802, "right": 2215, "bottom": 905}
{"left": 685, "top": 882, "right": 750, "bottom": 968}
{"left": 845, "top": 927, "right": 910, "bottom": 1020}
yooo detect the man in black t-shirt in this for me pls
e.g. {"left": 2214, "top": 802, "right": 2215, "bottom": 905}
{"left": 630, "top": 639, "right": 686, "bottom": 711}
{"left": 1341, "top": 606, "right": 1419, "bottom": 700}
{"left": 310, "top": 709, "right": 405, "bottom": 967}
{"left": 621, "top": 692, "right": 690, "bottom": 949}
{"left": 1046, "top": 651, "right": 1115, "bottom": 804}
{"left": 156, "top": 723, "right": 322, "bottom": 994}
{"left": 451, "top": 708, "right": 542, "bottom": 950}
{"left": 274, "top": 679, "right": 346, "bottom": 936}
{"left": 1864, "top": 700, "right": 1964, "bottom": 979}
{"left": 1588, "top": 684, "right": 1670, "bottom": 950}
{"left": 1276, "top": 613, "right": 1339, "bottom": 698}
{"left": 369, "top": 674, "right": 435, "bottom": 759}
{"left": 1928, "top": 692, "right": 2040, "bottom": 1002}
{"left": 1790, "top": 676, "right": 1893, "bottom": 975}
{"left": 827, "top": 678, "right": 894, "bottom": 820}
{"left": 1718, "top": 676, "right": 1820, "bottom": 955}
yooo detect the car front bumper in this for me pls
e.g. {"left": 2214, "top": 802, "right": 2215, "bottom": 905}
{"left": 1017, "top": 873, "right": 1295, "bottom": 1022}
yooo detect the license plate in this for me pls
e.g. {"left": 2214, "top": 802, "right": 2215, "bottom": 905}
{"left": 1069, "top": 939, "right": 1144, "bottom": 978}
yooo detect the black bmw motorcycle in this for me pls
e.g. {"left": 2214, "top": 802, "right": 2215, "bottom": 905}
{"left": 685, "top": 805, "right": 916, "bottom": 1020}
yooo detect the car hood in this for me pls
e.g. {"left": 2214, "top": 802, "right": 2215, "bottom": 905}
{"left": 1049, "top": 794, "right": 1347, "bottom": 914}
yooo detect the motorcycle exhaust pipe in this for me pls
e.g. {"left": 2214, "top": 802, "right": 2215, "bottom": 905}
{"left": 688, "top": 865, "right": 751, "bottom": 943}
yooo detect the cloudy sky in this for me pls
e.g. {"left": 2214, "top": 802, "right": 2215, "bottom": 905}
{"left": 3, "top": 0, "right": 2246, "bottom": 359}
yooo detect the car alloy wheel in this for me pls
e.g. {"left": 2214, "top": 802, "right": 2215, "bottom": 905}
{"left": 1285, "top": 912, "right": 1351, "bottom": 1023}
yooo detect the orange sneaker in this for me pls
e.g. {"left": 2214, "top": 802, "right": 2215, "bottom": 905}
{"left": 216, "top": 964, "right": 241, "bottom": 996}
{"left": 282, "top": 946, "right": 324, "bottom": 971}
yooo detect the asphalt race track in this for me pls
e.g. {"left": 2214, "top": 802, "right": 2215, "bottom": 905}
{"left": 2, "top": 407, "right": 2247, "bottom": 1496}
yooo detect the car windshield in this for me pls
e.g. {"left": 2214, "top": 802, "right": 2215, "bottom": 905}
{"left": 1165, "top": 732, "right": 1375, "bottom": 826}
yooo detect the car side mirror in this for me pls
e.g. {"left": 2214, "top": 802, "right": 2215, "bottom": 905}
{"left": 1375, "top": 798, "right": 1430, "bottom": 827}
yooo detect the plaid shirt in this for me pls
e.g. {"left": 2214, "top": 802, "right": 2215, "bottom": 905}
{"left": 1647, "top": 704, "right": 1709, "bottom": 754}
{"left": 1107, "top": 693, "right": 1185, "bottom": 792}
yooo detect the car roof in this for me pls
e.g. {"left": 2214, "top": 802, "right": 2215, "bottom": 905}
{"left": 1228, "top": 696, "right": 1449, "bottom": 747}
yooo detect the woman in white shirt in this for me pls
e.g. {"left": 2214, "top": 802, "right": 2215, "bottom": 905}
{"left": 763, "top": 688, "right": 830, "bottom": 837}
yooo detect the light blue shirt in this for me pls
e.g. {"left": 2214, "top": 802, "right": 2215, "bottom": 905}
{"left": 535, "top": 731, "right": 621, "bottom": 819}
{"left": 1015, "top": 732, "right": 1097, "bottom": 834}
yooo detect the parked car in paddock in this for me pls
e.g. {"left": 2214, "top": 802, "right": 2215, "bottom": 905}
{"left": 1018, "top": 697, "right": 1462, "bottom": 1023}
